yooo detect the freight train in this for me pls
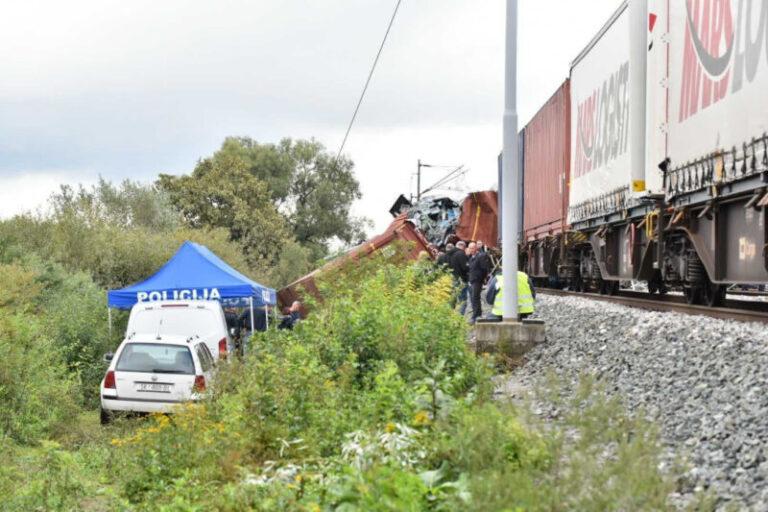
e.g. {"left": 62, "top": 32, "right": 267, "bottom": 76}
{"left": 517, "top": 0, "right": 768, "bottom": 307}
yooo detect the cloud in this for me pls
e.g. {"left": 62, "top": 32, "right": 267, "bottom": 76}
{"left": 0, "top": 0, "right": 625, "bottom": 236}
{"left": 0, "top": 172, "right": 97, "bottom": 220}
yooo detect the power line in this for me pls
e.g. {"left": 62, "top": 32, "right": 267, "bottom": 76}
{"left": 334, "top": 0, "right": 403, "bottom": 165}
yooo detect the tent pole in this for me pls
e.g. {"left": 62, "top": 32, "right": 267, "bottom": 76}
{"left": 108, "top": 307, "right": 112, "bottom": 334}
{"left": 249, "top": 297, "right": 255, "bottom": 332}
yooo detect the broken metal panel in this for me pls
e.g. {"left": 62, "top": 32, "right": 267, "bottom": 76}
{"left": 456, "top": 190, "right": 499, "bottom": 248}
{"left": 406, "top": 196, "right": 462, "bottom": 247}
{"left": 277, "top": 212, "right": 437, "bottom": 316}
{"left": 388, "top": 194, "right": 412, "bottom": 218}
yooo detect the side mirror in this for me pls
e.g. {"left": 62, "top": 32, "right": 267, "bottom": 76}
{"left": 229, "top": 327, "right": 237, "bottom": 336}
{"left": 103, "top": 352, "right": 114, "bottom": 363}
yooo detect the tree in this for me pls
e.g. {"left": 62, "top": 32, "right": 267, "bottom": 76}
{"left": 157, "top": 155, "right": 292, "bottom": 268}
{"left": 51, "top": 177, "right": 179, "bottom": 231}
{"left": 213, "top": 137, "right": 369, "bottom": 260}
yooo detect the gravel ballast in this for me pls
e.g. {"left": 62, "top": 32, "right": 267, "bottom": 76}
{"left": 507, "top": 294, "right": 768, "bottom": 510}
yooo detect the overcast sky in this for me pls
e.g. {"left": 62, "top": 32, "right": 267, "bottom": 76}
{"left": 0, "top": 0, "right": 621, "bottom": 234}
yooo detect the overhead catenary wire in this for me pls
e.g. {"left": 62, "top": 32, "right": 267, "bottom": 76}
{"left": 334, "top": 0, "right": 403, "bottom": 165}
{"left": 420, "top": 165, "right": 467, "bottom": 197}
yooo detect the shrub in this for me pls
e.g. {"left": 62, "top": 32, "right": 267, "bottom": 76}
{"left": 0, "top": 263, "right": 80, "bottom": 444}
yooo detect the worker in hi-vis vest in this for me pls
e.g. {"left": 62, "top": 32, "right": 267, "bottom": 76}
{"left": 485, "top": 269, "right": 535, "bottom": 320}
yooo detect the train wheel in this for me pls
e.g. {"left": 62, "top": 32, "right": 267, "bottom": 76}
{"left": 598, "top": 280, "right": 607, "bottom": 295}
{"left": 648, "top": 281, "right": 658, "bottom": 294}
{"left": 702, "top": 281, "right": 726, "bottom": 307}
{"left": 683, "top": 286, "right": 701, "bottom": 305}
{"left": 607, "top": 281, "right": 619, "bottom": 296}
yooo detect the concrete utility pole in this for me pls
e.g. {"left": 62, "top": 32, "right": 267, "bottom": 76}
{"left": 501, "top": 0, "right": 518, "bottom": 320}
{"left": 417, "top": 159, "right": 422, "bottom": 201}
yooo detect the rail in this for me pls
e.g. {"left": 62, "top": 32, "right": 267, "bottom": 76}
{"left": 539, "top": 288, "right": 768, "bottom": 324}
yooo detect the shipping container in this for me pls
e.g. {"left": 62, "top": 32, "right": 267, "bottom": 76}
{"left": 456, "top": 190, "right": 499, "bottom": 247}
{"left": 567, "top": 1, "right": 664, "bottom": 225}
{"left": 568, "top": 2, "right": 632, "bottom": 225}
{"left": 277, "top": 212, "right": 436, "bottom": 317}
{"left": 523, "top": 80, "right": 570, "bottom": 241}
{"left": 663, "top": 0, "right": 768, "bottom": 198}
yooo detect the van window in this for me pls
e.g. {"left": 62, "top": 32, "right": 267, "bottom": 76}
{"left": 196, "top": 344, "right": 214, "bottom": 372}
{"left": 116, "top": 343, "right": 195, "bottom": 374}
{"left": 129, "top": 308, "right": 220, "bottom": 337}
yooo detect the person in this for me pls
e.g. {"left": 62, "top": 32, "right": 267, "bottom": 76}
{"left": 239, "top": 305, "right": 268, "bottom": 333}
{"left": 441, "top": 243, "right": 458, "bottom": 270}
{"left": 223, "top": 307, "right": 239, "bottom": 332}
{"left": 468, "top": 241, "right": 490, "bottom": 323}
{"left": 289, "top": 301, "right": 302, "bottom": 326}
{"left": 486, "top": 268, "right": 535, "bottom": 320}
{"left": 450, "top": 241, "right": 470, "bottom": 313}
{"left": 435, "top": 243, "right": 453, "bottom": 270}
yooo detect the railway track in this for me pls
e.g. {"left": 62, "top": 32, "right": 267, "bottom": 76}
{"left": 539, "top": 288, "right": 768, "bottom": 324}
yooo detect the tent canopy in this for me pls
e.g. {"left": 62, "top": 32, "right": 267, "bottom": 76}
{"left": 107, "top": 241, "right": 276, "bottom": 310}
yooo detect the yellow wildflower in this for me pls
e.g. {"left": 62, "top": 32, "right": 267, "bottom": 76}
{"left": 110, "top": 439, "right": 121, "bottom": 445}
{"left": 413, "top": 411, "right": 431, "bottom": 426}
{"left": 309, "top": 504, "right": 321, "bottom": 512}
{"left": 295, "top": 474, "right": 303, "bottom": 484}
{"left": 385, "top": 422, "right": 395, "bottom": 433}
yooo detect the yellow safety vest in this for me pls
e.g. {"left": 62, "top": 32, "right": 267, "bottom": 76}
{"left": 492, "top": 271, "right": 535, "bottom": 316}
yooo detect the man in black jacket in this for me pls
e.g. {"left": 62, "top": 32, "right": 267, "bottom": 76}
{"left": 435, "top": 243, "right": 455, "bottom": 270}
{"left": 450, "top": 241, "right": 470, "bottom": 314}
{"left": 468, "top": 241, "right": 490, "bottom": 323}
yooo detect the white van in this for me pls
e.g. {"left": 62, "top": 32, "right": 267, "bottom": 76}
{"left": 125, "top": 300, "right": 233, "bottom": 359}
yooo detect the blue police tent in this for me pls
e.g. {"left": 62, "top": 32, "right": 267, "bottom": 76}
{"left": 107, "top": 241, "right": 276, "bottom": 329}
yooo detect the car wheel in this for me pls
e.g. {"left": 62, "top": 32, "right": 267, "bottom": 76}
{"left": 100, "top": 407, "right": 112, "bottom": 425}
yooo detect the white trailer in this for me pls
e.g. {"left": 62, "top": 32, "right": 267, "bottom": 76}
{"left": 664, "top": 0, "right": 768, "bottom": 198}
{"left": 568, "top": 1, "right": 665, "bottom": 225}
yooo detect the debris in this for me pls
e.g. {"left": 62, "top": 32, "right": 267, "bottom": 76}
{"left": 406, "top": 196, "right": 461, "bottom": 247}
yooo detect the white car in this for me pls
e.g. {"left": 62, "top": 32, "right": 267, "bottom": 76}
{"left": 100, "top": 334, "right": 216, "bottom": 424}
{"left": 125, "top": 300, "right": 233, "bottom": 360}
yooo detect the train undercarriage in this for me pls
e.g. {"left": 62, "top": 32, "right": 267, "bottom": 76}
{"left": 524, "top": 173, "right": 768, "bottom": 308}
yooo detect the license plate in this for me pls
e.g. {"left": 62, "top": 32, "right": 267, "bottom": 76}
{"left": 137, "top": 382, "right": 171, "bottom": 393}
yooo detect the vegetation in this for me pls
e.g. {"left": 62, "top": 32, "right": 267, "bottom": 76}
{"left": 159, "top": 137, "right": 369, "bottom": 266}
{"left": 0, "top": 142, "right": 685, "bottom": 509}
{"left": 0, "top": 242, "right": 684, "bottom": 510}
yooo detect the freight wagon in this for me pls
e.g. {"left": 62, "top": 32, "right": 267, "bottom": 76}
{"left": 277, "top": 211, "right": 437, "bottom": 316}
{"left": 516, "top": 0, "right": 768, "bottom": 306}
{"left": 521, "top": 80, "right": 571, "bottom": 282}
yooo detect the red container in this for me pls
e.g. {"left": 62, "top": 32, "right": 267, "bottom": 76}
{"left": 456, "top": 190, "right": 499, "bottom": 248}
{"left": 523, "top": 80, "right": 571, "bottom": 241}
{"left": 277, "top": 213, "right": 436, "bottom": 317}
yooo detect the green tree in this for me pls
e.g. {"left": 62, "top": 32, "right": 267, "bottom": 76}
{"left": 213, "top": 137, "right": 369, "bottom": 259}
{"left": 52, "top": 177, "right": 179, "bottom": 231}
{"left": 157, "top": 155, "right": 293, "bottom": 268}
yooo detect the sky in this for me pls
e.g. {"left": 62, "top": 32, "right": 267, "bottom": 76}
{"left": 0, "top": 0, "right": 622, "bottom": 235}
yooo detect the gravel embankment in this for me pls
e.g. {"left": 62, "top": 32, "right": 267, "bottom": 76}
{"left": 505, "top": 294, "right": 768, "bottom": 510}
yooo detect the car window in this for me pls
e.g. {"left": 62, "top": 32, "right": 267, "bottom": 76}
{"left": 116, "top": 343, "right": 195, "bottom": 374}
{"left": 200, "top": 344, "right": 215, "bottom": 367}
{"left": 196, "top": 344, "right": 213, "bottom": 372}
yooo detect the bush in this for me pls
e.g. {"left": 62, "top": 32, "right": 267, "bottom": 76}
{"left": 0, "top": 263, "right": 80, "bottom": 444}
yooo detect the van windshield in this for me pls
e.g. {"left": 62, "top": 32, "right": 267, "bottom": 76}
{"left": 116, "top": 343, "right": 195, "bottom": 374}
{"left": 129, "top": 307, "right": 219, "bottom": 338}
